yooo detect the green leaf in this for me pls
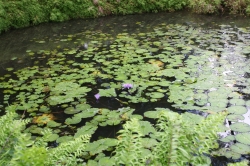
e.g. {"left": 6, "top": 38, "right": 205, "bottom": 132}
{"left": 235, "top": 133, "right": 250, "bottom": 145}
{"left": 227, "top": 114, "right": 244, "bottom": 122}
{"left": 65, "top": 116, "right": 81, "bottom": 125}
{"left": 74, "top": 123, "right": 98, "bottom": 138}
{"left": 64, "top": 107, "right": 81, "bottom": 114}
{"left": 46, "top": 134, "right": 59, "bottom": 142}
{"left": 230, "top": 143, "right": 250, "bottom": 154}
{"left": 227, "top": 106, "right": 248, "bottom": 114}
{"left": 98, "top": 157, "right": 115, "bottom": 166}
{"left": 220, "top": 135, "right": 235, "bottom": 143}
{"left": 98, "top": 88, "right": 117, "bottom": 97}
{"left": 230, "top": 123, "right": 250, "bottom": 132}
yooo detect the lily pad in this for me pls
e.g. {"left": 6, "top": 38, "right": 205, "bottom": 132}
{"left": 47, "top": 121, "right": 61, "bottom": 127}
{"left": 98, "top": 88, "right": 117, "bottom": 97}
{"left": 46, "top": 134, "right": 59, "bottom": 142}
{"left": 142, "top": 138, "right": 158, "bottom": 149}
{"left": 235, "top": 133, "right": 250, "bottom": 145}
{"left": 144, "top": 110, "right": 161, "bottom": 119}
{"left": 85, "top": 138, "right": 117, "bottom": 155}
{"left": 98, "top": 157, "right": 115, "bottom": 166}
{"left": 220, "top": 135, "right": 235, "bottom": 143}
{"left": 229, "top": 99, "right": 245, "bottom": 106}
{"left": 139, "top": 121, "right": 156, "bottom": 136}
{"left": 147, "top": 92, "right": 165, "bottom": 99}
{"left": 64, "top": 107, "right": 81, "bottom": 114}
{"left": 75, "top": 108, "right": 98, "bottom": 118}
{"left": 227, "top": 114, "right": 244, "bottom": 122}
{"left": 65, "top": 116, "right": 82, "bottom": 125}
{"left": 230, "top": 122, "right": 250, "bottom": 132}
{"left": 230, "top": 143, "right": 250, "bottom": 154}
{"left": 227, "top": 106, "right": 248, "bottom": 114}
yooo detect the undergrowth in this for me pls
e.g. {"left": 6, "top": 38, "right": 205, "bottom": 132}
{"left": 1, "top": 0, "right": 250, "bottom": 34}
{"left": 0, "top": 105, "right": 248, "bottom": 165}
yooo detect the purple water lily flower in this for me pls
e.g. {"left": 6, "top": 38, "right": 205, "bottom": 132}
{"left": 122, "top": 83, "right": 133, "bottom": 89}
{"left": 94, "top": 93, "right": 100, "bottom": 100}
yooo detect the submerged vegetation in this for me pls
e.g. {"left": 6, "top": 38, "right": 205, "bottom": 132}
{"left": 1, "top": 16, "right": 250, "bottom": 164}
{"left": 1, "top": 0, "right": 250, "bottom": 33}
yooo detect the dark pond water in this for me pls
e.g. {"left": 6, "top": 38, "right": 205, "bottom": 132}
{"left": 1, "top": 10, "right": 250, "bottom": 165}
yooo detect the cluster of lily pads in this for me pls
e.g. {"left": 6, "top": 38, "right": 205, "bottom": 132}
{"left": 1, "top": 21, "right": 250, "bottom": 162}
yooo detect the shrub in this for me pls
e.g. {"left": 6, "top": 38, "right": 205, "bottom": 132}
{"left": 188, "top": 0, "right": 223, "bottom": 14}
{"left": 224, "top": 0, "right": 250, "bottom": 15}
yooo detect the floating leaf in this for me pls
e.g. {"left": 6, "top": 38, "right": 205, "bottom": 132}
{"left": 98, "top": 157, "right": 115, "bottom": 166}
{"left": 65, "top": 116, "right": 81, "bottom": 125}
{"left": 46, "top": 134, "right": 59, "bottom": 142}
{"left": 227, "top": 114, "right": 244, "bottom": 122}
{"left": 139, "top": 121, "right": 156, "bottom": 136}
{"left": 182, "top": 112, "right": 204, "bottom": 124}
{"left": 47, "top": 121, "right": 61, "bottom": 127}
{"left": 220, "top": 135, "right": 235, "bottom": 143}
{"left": 230, "top": 123, "right": 250, "bottom": 132}
{"left": 230, "top": 143, "right": 250, "bottom": 154}
{"left": 144, "top": 111, "right": 161, "bottom": 119}
{"left": 141, "top": 138, "right": 158, "bottom": 149}
{"left": 98, "top": 88, "right": 117, "bottom": 97}
{"left": 85, "top": 138, "right": 117, "bottom": 155}
{"left": 75, "top": 108, "right": 98, "bottom": 118}
{"left": 235, "top": 133, "right": 250, "bottom": 145}
{"left": 227, "top": 106, "right": 247, "bottom": 114}
{"left": 64, "top": 107, "right": 81, "bottom": 114}
{"left": 147, "top": 92, "right": 164, "bottom": 99}
{"left": 229, "top": 99, "right": 245, "bottom": 106}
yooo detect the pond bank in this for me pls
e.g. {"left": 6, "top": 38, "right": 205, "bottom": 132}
{"left": 1, "top": 0, "right": 250, "bottom": 34}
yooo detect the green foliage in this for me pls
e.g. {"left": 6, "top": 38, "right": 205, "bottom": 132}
{"left": 2, "top": 0, "right": 250, "bottom": 33}
{"left": 0, "top": 105, "right": 247, "bottom": 165}
{"left": 0, "top": 0, "right": 189, "bottom": 33}
{"left": 113, "top": 118, "right": 148, "bottom": 165}
{"left": 113, "top": 109, "right": 226, "bottom": 165}
{"left": 0, "top": 105, "right": 30, "bottom": 165}
{"left": 224, "top": 0, "right": 250, "bottom": 15}
{"left": 188, "top": 0, "right": 222, "bottom": 14}
{"left": 0, "top": 105, "right": 90, "bottom": 166}
{"left": 46, "top": 134, "right": 90, "bottom": 165}
{"left": 109, "top": 0, "right": 187, "bottom": 14}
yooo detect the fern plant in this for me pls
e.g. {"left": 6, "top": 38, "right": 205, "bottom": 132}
{"left": 0, "top": 105, "right": 90, "bottom": 166}
{"left": 113, "top": 118, "right": 149, "bottom": 165}
{"left": 0, "top": 105, "right": 30, "bottom": 166}
{"left": 113, "top": 109, "right": 226, "bottom": 166}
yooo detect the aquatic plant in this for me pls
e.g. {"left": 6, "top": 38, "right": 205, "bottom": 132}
{"left": 122, "top": 83, "right": 133, "bottom": 89}
{"left": 2, "top": 18, "right": 250, "bottom": 164}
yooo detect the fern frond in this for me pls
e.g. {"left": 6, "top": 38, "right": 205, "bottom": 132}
{"left": 113, "top": 118, "right": 149, "bottom": 166}
{"left": 151, "top": 110, "right": 226, "bottom": 166}
{"left": 46, "top": 134, "right": 90, "bottom": 166}
{"left": 0, "top": 105, "right": 30, "bottom": 165}
{"left": 192, "top": 113, "right": 225, "bottom": 153}
{"left": 152, "top": 111, "right": 193, "bottom": 166}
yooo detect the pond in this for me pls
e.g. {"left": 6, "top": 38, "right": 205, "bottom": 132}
{"left": 1, "top": 10, "right": 250, "bottom": 165}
